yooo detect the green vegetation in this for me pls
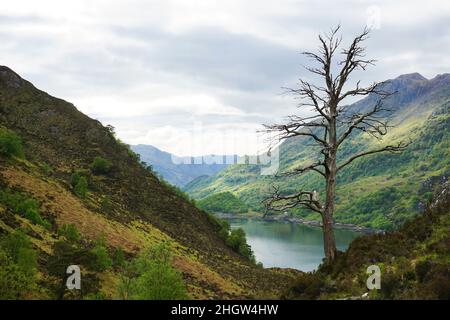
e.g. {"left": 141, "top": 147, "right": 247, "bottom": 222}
{"left": 284, "top": 184, "right": 450, "bottom": 300}
{"left": 226, "top": 228, "right": 255, "bottom": 262}
{"left": 47, "top": 240, "right": 102, "bottom": 299}
{"left": 74, "top": 176, "right": 88, "bottom": 198}
{"left": 0, "top": 127, "right": 24, "bottom": 158}
{"left": 117, "top": 243, "right": 188, "bottom": 300}
{"left": 40, "top": 162, "right": 53, "bottom": 175}
{"left": 0, "top": 231, "right": 38, "bottom": 299}
{"left": 90, "top": 240, "right": 113, "bottom": 271}
{"left": 0, "top": 188, "right": 51, "bottom": 229}
{"left": 58, "top": 224, "right": 81, "bottom": 242}
{"left": 186, "top": 106, "right": 450, "bottom": 231}
{"left": 70, "top": 169, "right": 91, "bottom": 198}
{"left": 198, "top": 192, "right": 248, "bottom": 214}
{"left": 89, "top": 156, "right": 111, "bottom": 175}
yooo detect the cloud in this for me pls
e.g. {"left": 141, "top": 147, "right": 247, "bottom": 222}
{"left": 0, "top": 0, "right": 449, "bottom": 155}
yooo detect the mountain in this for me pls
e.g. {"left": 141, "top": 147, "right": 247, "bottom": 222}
{"left": 0, "top": 66, "right": 298, "bottom": 299}
{"left": 185, "top": 73, "right": 450, "bottom": 231}
{"left": 130, "top": 144, "right": 231, "bottom": 187}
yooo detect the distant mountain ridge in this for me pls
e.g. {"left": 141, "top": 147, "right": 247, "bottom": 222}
{"left": 184, "top": 72, "right": 450, "bottom": 230}
{"left": 131, "top": 144, "right": 234, "bottom": 186}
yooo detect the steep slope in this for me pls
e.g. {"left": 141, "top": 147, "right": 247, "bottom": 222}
{"left": 185, "top": 73, "right": 450, "bottom": 230}
{"left": 131, "top": 144, "right": 230, "bottom": 187}
{"left": 0, "top": 66, "right": 298, "bottom": 299}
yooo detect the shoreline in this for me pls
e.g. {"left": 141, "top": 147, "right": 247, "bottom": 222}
{"left": 214, "top": 212, "right": 382, "bottom": 234}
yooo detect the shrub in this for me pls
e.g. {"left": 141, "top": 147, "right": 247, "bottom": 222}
{"left": 90, "top": 242, "right": 112, "bottom": 271}
{"left": 74, "top": 176, "right": 88, "bottom": 198}
{"left": 58, "top": 224, "right": 81, "bottom": 242}
{"left": 40, "top": 162, "right": 53, "bottom": 175}
{"left": 0, "top": 189, "right": 51, "bottom": 229}
{"left": 0, "top": 232, "right": 38, "bottom": 299}
{"left": 70, "top": 169, "right": 90, "bottom": 188}
{"left": 285, "top": 272, "right": 325, "bottom": 300}
{"left": 1, "top": 231, "right": 34, "bottom": 264}
{"left": 226, "top": 228, "right": 255, "bottom": 262}
{"left": 112, "top": 248, "right": 126, "bottom": 269}
{"left": 0, "top": 128, "right": 24, "bottom": 158}
{"left": 90, "top": 156, "right": 111, "bottom": 175}
{"left": 100, "top": 195, "right": 113, "bottom": 212}
{"left": 0, "top": 250, "right": 36, "bottom": 299}
{"left": 47, "top": 240, "right": 101, "bottom": 299}
{"left": 117, "top": 243, "right": 188, "bottom": 300}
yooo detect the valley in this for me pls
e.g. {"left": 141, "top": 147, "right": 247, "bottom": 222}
{"left": 183, "top": 73, "right": 450, "bottom": 231}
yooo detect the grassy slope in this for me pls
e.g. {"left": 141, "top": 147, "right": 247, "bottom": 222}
{"left": 0, "top": 66, "right": 299, "bottom": 299}
{"left": 185, "top": 74, "right": 450, "bottom": 230}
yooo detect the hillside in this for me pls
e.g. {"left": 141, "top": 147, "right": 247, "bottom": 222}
{"left": 0, "top": 66, "right": 299, "bottom": 299}
{"left": 284, "top": 180, "right": 450, "bottom": 300}
{"left": 184, "top": 73, "right": 450, "bottom": 231}
{"left": 197, "top": 192, "right": 249, "bottom": 214}
{"left": 131, "top": 144, "right": 230, "bottom": 187}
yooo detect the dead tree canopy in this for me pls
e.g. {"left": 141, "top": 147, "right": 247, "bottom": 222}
{"left": 263, "top": 25, "right": 410, "bottom": 262}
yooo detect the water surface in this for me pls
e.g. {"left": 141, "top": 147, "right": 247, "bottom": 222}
{"left": 228, "top": 218, "right": 361, "bottom": 271}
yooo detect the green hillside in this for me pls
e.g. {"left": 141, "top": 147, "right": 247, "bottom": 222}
{"left": 185, "top": 73, "right": 450, "bottom": 230}
{"left": 197, "top": 192, "right": 248, "bottom": 214}
{"left": 0, "top": 66, "right": 299, "bottom": 299}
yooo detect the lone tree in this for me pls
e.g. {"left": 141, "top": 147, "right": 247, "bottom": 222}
{"left": 264, "top": 26, "right": 409, "bottom": 263}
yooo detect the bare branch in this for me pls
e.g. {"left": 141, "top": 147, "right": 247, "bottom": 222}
{"left": 337, "top": 141, "right": 411, "bottom": 171}
{"left": 337, "top": 99, "right": 393, "bottom": 146}
{"left": 280, "top": 161, "right": 326, "bottom": 178}
{"left": 264, "top": 185, "right": 323, "bottom": 214}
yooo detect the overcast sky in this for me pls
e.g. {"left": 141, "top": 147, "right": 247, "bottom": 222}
{"left": 1, "top": 0, "right": 449, "bottom": 156}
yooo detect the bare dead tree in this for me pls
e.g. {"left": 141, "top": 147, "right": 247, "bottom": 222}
{"left": 263, "top": 26, "right": 410, "bottom": 263}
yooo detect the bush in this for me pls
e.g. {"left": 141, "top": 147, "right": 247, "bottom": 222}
{"left": 70, "top": 169, "right": 91, "bottom": 188}
{"left": 74, "top": 176, "right": 88, "bottom": 198}
{"left": 90, "top": 156, "right": 111, "bottom": 175}
{"left": 284, "top": 272, "right": 325, "bottom": 300}
{"left": 0, "top": 250, "right": 36, "bottom": 299}
{"left": 0, "top": 128, "right": 24, "bottom": 158}
{"left": 100, "top": 195, "right": 113, "bottom": 212}
{"left": 40, "top": 162, "right": 53, "bottom": 175}
{"left": 0, "top": 232, "right": 38, "bottom": 299}
{"left": 58, "top": 224, "right": 81, "bottom": 242}
{"left": 90, "top": 241, "right": 112, "bottom": 271}
{"left": 226, "top": 228, "right": 255, "bottom": 262}
{"left": 0, "top": 189, "right": 51, "bottom": 229}
{"left": 112, "top": 248, "right": 126, "bottom": 269}
{"left": 47, "top": 240, "right": 101, "bottom": 299}
{"left": 117, "top": 243, "right": 188, "bottom": 300}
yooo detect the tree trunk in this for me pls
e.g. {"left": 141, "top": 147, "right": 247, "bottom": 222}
{"left": 323, "top": 112, "right": 338, "bottom": 263}
{"left": 322, "top": 172, "right": 337, "bottom": 263}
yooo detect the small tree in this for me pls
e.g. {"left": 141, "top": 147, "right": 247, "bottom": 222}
{"left": 74, "top": 176, "right": 88, "bottom": 198}
{"left": 58, "top": 224, "right": 81, "bottom": 242}
{"left": 90, "top": 156, "right": 111, "bottom": 175}
{"left": 117, "top": 243, "right": 188, "bottom": 300}
{"left": 90, "top": 241, "right": 112, "bottom": 271}
{"left": 264, "top": 26, "right": 409, "bottom": 263}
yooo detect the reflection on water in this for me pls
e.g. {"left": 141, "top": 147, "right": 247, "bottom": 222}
{"left": 228, "top": 218, "right": 361, "bottom": 271}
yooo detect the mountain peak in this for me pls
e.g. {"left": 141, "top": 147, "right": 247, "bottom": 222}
{"left": 395, "top": 72, "right": 427, "bottom": 81}
{"left": 0, "top": 65, "right": 26, "bottom": 89}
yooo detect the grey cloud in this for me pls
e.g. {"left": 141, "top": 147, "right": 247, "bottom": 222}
{"left": 111, "top": 26, "right": 301, "bottom": 91}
